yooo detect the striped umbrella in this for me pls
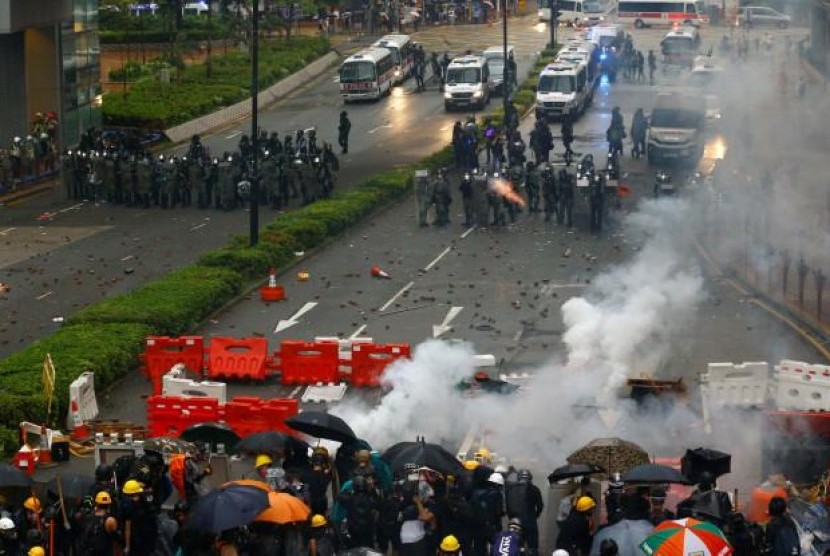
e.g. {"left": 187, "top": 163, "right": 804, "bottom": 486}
{"left": 640, "top": 517, "right": 733, "bottom": 556}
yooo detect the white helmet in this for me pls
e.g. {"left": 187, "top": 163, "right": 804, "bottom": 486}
{"left": 488, "top": 472, "right": 505, "bottom": 486}
{"left": 552, "top": 551, "right": 570, "bottom": 556}
{"left": 0, "top": 517, "right": 14, "bottom": 530}
{"left": 494, "top": 464, "right": 509, "bottom": 475}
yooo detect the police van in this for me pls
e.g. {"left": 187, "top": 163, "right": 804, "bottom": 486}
{"left": 444, "top": 56, "right": 491, "bottom": 111}
{"left": 372, "top": 34, "right": 415, "bottom": 85}
{"left": 534, "top": 61, "right": 593, "bottom": 121}
{"left": 556, "top": 43, "right": 599, "bottom": 85}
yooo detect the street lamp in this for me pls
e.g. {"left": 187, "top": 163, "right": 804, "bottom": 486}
{"left": 249, "top": 0, "right": 260, "bottom": 246}
{"left": 502, "top": 0, "right": 509, "bottom": 115}
{"left": 549, "top": 0, "right": 558, "bottom": 49}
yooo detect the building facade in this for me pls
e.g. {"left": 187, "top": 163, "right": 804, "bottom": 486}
{"left": 0, "top": 0, "right": 101, "bottom": 149}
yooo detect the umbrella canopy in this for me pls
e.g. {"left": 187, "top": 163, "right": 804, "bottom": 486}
{"left": 622, "top": 464, "right": 690, "bottom": 485}
{"left": 681, "top": 448, "right": 731, "bottom": 485}
{"left": 285, "top": 411, "right": 356, "bottom": 444}
{"left": 589, "top": 519, "right": 653, "bottom": 556}
{"left": 180, "top": 422, "right": 240, "bottom": 452}
{"left": 382, "top": 440, "right": 464, "bottom": 478}
{"left": 46, "top": 473, "right": 95, "bottom": 499}
{"left": 676, "top": 491, "right": 733, "bottom": 524}
{"left": 567, "top": 438, "right": 650, "bottom": 477}
{"left": 187, "top": 484, "right": 271, "bottom": 533}
{"left": 144, "top": 437, "right": 195, "bottom": 456}
{"left": 548, "top": 463, "right": 606, "bottom": 484}
{"left": 640, "top": 517, "right": 733, "bottom": 556}
{"left": 0, "top": 464, "right": 33, "bottom": 488}
{"left": 235, "top": 431, "right": 291, "bottom": 455}
{"left": 256, "top": 491, "right": 311, "bottom": 524}
{"left": 222, "top": 479, "right": 271, "bottom": 492}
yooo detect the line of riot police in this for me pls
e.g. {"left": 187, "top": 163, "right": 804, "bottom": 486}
{"left": 60, "top": 129, "right": 340, "bottom": 211}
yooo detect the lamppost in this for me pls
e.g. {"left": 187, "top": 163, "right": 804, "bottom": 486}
{"left": 549, "top": 0, "right": 558, "bottom": 49}
{"left": 249, "top": 0, "right": 261, "bottom": 246}
{"left": 502, "top": 0, "right": 509, "bottom": 114}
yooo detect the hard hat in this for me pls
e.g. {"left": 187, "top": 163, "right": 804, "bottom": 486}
{"left": 311, "top": 514, "right": 327, "bottom": 528}
{"left": 28, "top": 548, "right": 45, "bottom": 556}
{"left": 122, "top": 479, "right": 144, "bottom": 495}
{"left": 494, "top": 464, "right": 509, "bottom": 475}
{"left": 488, "top": 473, "right": 505, "bottom": 487}
{"left": 474, "top": 448, "right": 491, "bottom": 461}
{"left": 508, "top": 517, "right": 522, "bottom": 532}
{"left": 552, "top": 551, "right": 570, "bottom": 556}
{"left": 256, "top": 454, "right": 273, "bottom": 468}
{"left": 440, "top": 535, "right": 461, "bottom": 552}
{"left": 95, "top": 491, "right": 112, "bottom": 505}
{"left": 0, "top": 518, "right": 14, "bottom": 531}
{"left": 463, "top": 460, "right": 480, "bottom": 471}
{"left": 23, "top": 497, "right": 41, "bottom": 512}
{"left": 576, "top": 496, "right": 597, "bottom": 512}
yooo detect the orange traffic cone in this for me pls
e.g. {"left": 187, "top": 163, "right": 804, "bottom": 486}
{"left": 260, "top": 268, "right": 286, "bottom": 302}
{"left": 371, "top": 265, "right": 391, "bottom": 279}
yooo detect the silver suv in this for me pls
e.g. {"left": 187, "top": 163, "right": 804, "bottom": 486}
{"left": 737, "top": 6, "right": 791, "bottom": 28}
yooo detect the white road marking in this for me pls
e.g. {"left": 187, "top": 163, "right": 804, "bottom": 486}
{"left": 368, "top": 124, "right": 393, "bottom": 134}
{"left": 120, "top": 255, "right": 134, "bottom": 261}
{"left": 288, "top": 386, "right": 303, "bottom": 399}
{"left": 379, "top": 281, "right": 414, "bottom": 312}
{"left": 423, "top": 246, "right": 452, "bottom": 271}
{"left": 36, "top": 291, "right": 53, "bottom": 300}
{"left": 225, "top": 130, "right": 242, "bottom": 139}
{"left": 0, "top": 227, "right": 16, "bottom": 235}
{"left": 189, "top": 223, "right": 207, "bottom": 232}
{"left": 274, "top": 301, "right": 319, "bottom": 333}
{"left": 348, "top": 324, "right": 368, "bottom": 340}
{"left": 460, "top": 226, "right": 476, "bottom": 239}
{"left": 57, "top": 203, "right": 84, "bottom": 215}
{"left": 433, "top": 306, "right": 463, "bottom": 338}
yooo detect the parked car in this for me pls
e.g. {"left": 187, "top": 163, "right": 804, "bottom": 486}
{"left": 737, "top": 6, "right": 791, "bottom": 28}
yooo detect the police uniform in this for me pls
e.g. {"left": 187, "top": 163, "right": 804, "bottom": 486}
{"left": 415, "top": 171, "right": 435, "bottom": 227}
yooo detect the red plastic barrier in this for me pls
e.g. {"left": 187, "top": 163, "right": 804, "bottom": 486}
{"left": 278, "top": 340, "right": 340, "bottom": 385}
{"left": 208, "top": 337, "right": 269, "bottom": 381}
{"left": 146, "top": 396, "right": 221, "bottom": 437}
{"left": 144, "top": 336, "right": 205, "bottom": 396}
{"left": 349, "top": 343, "right": 411, "bottom": 387}
{"left": 223, "top": 397, "right": 299, "bottom": 438}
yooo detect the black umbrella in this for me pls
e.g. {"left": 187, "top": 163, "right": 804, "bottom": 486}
{"left": 285, "top": 411, "right": 356, "bottom": 444}
{"left": 235, "top": 431, "right": 291, "bottom": 455}
{"left": 547, "top": 463, "right": 605, "bottom": 484}
{"left": 181, "top": 422, "right": 240, "bottom": 452}
{"left": 144, "top": 437, "right": 195, "bottom": 456}
{"left": 46, "top": 473, "right": 95, "bottom": 499}
{"left": 681, "top": 447, "right": 731, "bottom": 484}
{"left": 0, "top": 464, "right": 33, "bottom": 488}
{"left": 187, "top": 484, "right": 271, "bottom": 533}
{"left": 621, "top": 463, "right": 691, "bottom": 485}
{"left": 676, "top": 490, "right": 733, "bottom": 523}
{"left": 382, "top": 439, "right": 464, "bottom": 477}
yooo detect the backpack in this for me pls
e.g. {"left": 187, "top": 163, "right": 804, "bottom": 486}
{"left": 505, "top": 475, "right": 530, "bottom": 520}
{"left": 169, "top": 454, "right": 186, "bottom": 497}
{"left": 773, "top": 521, "right": 800, "bottom": 556}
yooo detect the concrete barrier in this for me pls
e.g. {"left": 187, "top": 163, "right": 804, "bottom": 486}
{"left": 165, "top": 51, "right": 341, "bottom": 144}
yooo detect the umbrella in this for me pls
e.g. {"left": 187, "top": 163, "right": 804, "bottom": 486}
{"left": 180, "top": 422, "right": 240, "bottom": 452}
{"left": 285, "top": 411, "right": 356, "bottom": 444}
{"left": 548, "top": 463, "right": 605, "bottom": 484}
{"left": 589, "top": 519, "right": 653, "bottom": 556}
{"left": 46, "top": 473, "right": 95, "bottom": 499}
{"left": 222, "top": 479, "right": 271, "bottom": 492}
{"left": 621, "top": 464, "right": 690, "bottom": 485}
{"left": 0, "top": 464, "right": 33, "bottom": 488}
{"left": 144, "top": 437, "right": 195, "bottom": 456}
{"left": 187, "top": 484, "right": 271, "bottom": 533}
{"left": 567, "top": 437, "right": 650, "bottom": 477}
{"left": 256, "top": 491, "right": 311, "bottom": 524}
{"left": 640, "top": 517, "right": 732, "bottom": 555}
{"left": 235, "top": 431, "right": 291, "bottom": 455}
{"left": 382, "top": 439, "right": 464, "bottom": 478}
{"left": 681, "top": 448, "right": 731, "bottom": 484}
{"left": 675, "top": 491, "right": 733, "bottom": 524}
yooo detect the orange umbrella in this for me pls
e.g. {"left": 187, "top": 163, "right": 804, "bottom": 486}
{"left": 256, "top": 491, "right": 311, "bottom": 524}
{"left": 221, "top": 479, "right": 272, "bottom": 492}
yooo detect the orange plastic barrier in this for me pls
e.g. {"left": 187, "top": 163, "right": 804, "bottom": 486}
{"left": 278, "top": 340, "right": 340, "bottom": 385}
{"left": 349, "top": 343, "right": 411, "bottom": 386}
{"left": 146, "top": 396, "right": 221, "bottom": 437}
{"left": 208, "top": 337, "right": 269, "bottom": 381}
{"left": 144, "top": 336, "right": 205, "bottom": 396}
{"left": 222, "top": 397, "right": 299, "bottom": 438}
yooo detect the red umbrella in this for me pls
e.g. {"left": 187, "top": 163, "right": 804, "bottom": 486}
{"left": 640, "top": 517, "right": 733, "bottom": 556}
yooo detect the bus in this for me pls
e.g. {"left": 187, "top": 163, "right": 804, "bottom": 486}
{"left": 617, "top": 0, "right": 707, "bottom": 28}
{"left": 538, "top": 0, "right": 612, "bottom": 25}
{"left": 339, "top": 47, "right": 396, "bottom": 102}
{"left": 372, "top": 34, "right": 415, "bottom": 85}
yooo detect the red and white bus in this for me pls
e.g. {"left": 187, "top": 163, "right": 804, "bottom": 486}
{"left": 372, "top": 34, "right": 415, "bottom": 85}
{"left": 617, "top": 0, "right": 707, "bottom": 28}
{"left": 339, "top": 47, "right": 396, "bottom": 102}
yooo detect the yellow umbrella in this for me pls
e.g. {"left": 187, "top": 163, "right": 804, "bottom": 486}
{"left": 256, "top": 491, "right": 311, "bottom": 524}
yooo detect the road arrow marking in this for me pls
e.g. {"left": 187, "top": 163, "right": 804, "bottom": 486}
{"left": 368, "top": 124, "right": 392, "bottom": 134}
{"left": 274, "top": 301, "right": 318, "bottom": 333}
{"left": 432, "top": 306, "right": 463, "bottom": 338}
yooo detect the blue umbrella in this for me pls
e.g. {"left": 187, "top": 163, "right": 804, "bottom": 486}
{"left": 187, "top": 484, "right": 271, "bottom": 533}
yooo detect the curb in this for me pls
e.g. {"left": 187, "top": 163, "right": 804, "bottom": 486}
{"left": 0, "top": 179, "right": 56, "bottom": 205}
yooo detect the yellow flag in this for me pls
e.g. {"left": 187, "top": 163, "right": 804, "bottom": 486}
{"left": 42, "top": 353, "right": 56, "bottom": 417}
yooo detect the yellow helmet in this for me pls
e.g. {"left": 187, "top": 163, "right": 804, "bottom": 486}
{"left": 28, "top": 547, "right": 45, "bottom": 556}
{"left": 23, "top": 497, "right": 41, "bottom": 513}
{"left": 122, "top": 479, "right": 144, "bottom": 495}
{"left": 440, "top": 535, "right": 461, "bottom": 552}
{"left": 463, "top": 460, "right": 480, "bottom": 471}
{"left": 255, "top": 454, "right": 273, "bottom": 468}
{"left": 576, "top": 496, "right": 597, "bottom": 512}
{"left": 311, "top": 514, "right": 327, "bottom": 528}
{"left": 95, "top": 491, "right": 112, "bottom": 505}
{"left": 474, "top": 448, "right": 491, "bottom": 462}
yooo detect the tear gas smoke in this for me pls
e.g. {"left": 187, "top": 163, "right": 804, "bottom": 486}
{"left": 489, "top": 177, "right": 526, "bottom": 207}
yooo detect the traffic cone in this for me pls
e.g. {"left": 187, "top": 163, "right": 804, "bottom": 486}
{"left": 259, "top": 268, "right": 285, "bottom": 302}
{"left": 69, "top": 401, "right": 89, "bottom": 441}
{"left": 371, "top": 265, "right": 391, "bottom": 279}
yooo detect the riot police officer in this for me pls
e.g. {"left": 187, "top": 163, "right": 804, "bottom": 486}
{"left": 487, "top": 171, "right": 504, "bottom": 226}
{"left": 415, "top": 170, "right": 435, "bottom": 227}
{"left": 559, "top": 169, "right": 575, "bottom": 228}
{"left": 434, "top": 168, "right": 452, "bottom": 226}
{"left": 525, "top": 161, "right": 540, "bottom": 213}
{"left": 261, "top": 150, "right": 280, "bottom": 208}
{"left": 460, "top": 171, "right": 474, "bottom": 227}
{"left": 589, "top": 171, "right": 605, "bottom": 233}
{"left": 542, "top": 164, "right": 559, "bottom": 223}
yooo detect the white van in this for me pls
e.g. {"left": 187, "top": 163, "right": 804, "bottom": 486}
{"left": 534, "top": 61, "right": 593, "bottom": 121}
{"left": 556, "top": 43, "right": 599, "bottom": 83}
{"left": 444, "top": 56, "right": 491, "bottom": 111}
{"left": 372, "top": 34, "right": 415, "bottom": 85}
{"left": 559, "top": 0, "right": 613, "bottom": 26}
{"left": 647, "top": 92, "right": 707, "bottom": 164}
{"left": 482, "top": 45, "right": 515, "bottom": 96}
{"left": 588, "top": 24, "right": 623, "bottom": 49}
